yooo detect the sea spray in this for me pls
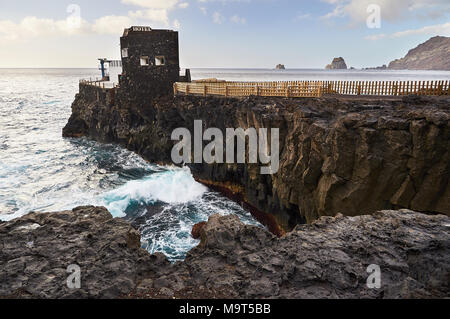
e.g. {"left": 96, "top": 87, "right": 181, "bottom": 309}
{"left": 101, "top": 166, "right": 208, "bottom": 217}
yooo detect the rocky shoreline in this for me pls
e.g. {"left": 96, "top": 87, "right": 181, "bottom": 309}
{"left": 1, "top": 206, "right": 448, "bottom": 299}
{"left": 63, "top": 88, "right": 450, "bottom": 233}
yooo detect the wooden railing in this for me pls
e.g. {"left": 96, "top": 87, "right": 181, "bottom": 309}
{"left": 79, "top": 79, "right": 118, "bottom": 89}
{"left": 174, "top": 80, "right": 450, "bottom": 98}
{"left": 174, "top": 81, "right": 325, "bottom": 98}
{"left": 321, "top": 80, "right": 450, "bottom": 96}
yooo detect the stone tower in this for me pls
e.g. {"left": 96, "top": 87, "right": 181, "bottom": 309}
{"left": 119, "top": 26, "right": 181, "bottom": 98}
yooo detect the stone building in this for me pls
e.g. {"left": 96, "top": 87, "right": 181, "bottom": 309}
{"left": 119, "top": 26, "right": 190, "bottom": 98}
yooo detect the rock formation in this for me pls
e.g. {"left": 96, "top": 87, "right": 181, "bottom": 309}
{"left": 388, "top": 36, "right": 450, "bottom": 71}
{"left": 63, "top": 88, "right": 450, "bottom": 233}
{"left": 0, "top": 207, "right": 156, "bottom": 298}
{"left": 1, "top": 206, "right": 448, "bottom": 299}
{"left": 275, "top": 64, "right": 286, "bottom": 70}
{"left": 325, "top": 57, "right": 348, "bottom": 70}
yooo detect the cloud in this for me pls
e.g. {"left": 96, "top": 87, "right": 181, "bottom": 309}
{"left": 92, "top": 15, "right": 134, "bottom": 35}
{"left": 322, "top": 0, "right": 450, "bottom": 24}
{"left": 365, "top": 22, "right": 450, "bottom": 40}
{"left": 0, "top": 17, "right": 91, "bottom": 40}
{"left": 0, "top": 0, "right": 191, "bottom": 41}
{"left": 230, "top": 15, "right": 246, "bottom": 24}
{"left": 128, "top": 9, "right": 169, "bottom": 25}
{"left": 213, "top": 12, "right": 225, "bottom": 24}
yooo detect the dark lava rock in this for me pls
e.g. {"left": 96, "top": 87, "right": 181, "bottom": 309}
{"left": 191, "top": 222, "right": 207, "bottom": 240}
{"left": 1, "top": 206, "right": 448, "bottom": 299}
{"left": 0, "top": 206, "right": 170, "bottom": 299}
{"left": 63, "top": 88, "right": 450, "bottom": 233}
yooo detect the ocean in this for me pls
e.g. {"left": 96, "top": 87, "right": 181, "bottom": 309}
{"left": 1, "top": 68, "right": 449, "bottom": 261}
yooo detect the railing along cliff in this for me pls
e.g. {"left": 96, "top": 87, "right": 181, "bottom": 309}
{"left": 79, "top": 79, "right": 119, "bottom": 89}
{"left": 174, "top": 81, "right": 324, "bottom": 98}
{"left": 174, "top": 80, "right": 450, "bottom": 98}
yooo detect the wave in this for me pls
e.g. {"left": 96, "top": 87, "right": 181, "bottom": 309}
{"left": 101, "top": 166, "right": 208, "bottom": 217}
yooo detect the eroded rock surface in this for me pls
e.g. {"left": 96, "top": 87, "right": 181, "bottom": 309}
{"left": 63, "top": 89, "right": 450, "bottom": 232}
{"left": 0, "top": 206, "right": 168, "bottom": 299}
{"left": 1, "top": 207, "right": 449, "bottom": 299}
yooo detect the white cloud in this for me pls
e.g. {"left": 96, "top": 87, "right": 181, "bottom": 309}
{"left": 200, "top": 7, "right": 208, "bottom": 15}
{"left": 365, "top": 22, "right": 450, "bottom": 40}
{"left": 213, "top": 12, "right": 225, "bottom": 24}
{"left": 392, "top": 22, "right": 450, "bottom": 37}
{"left": 0, "top": 17, "right": 91, "bottom": 40}
{"left": 128, "top": 9, "right": 169, "bottom": 25}
{"left": 322, "top": 0, "right": 450, "bottom": 24}
{"left": 0, "top": 0, "right": 191, "bottom": 41}
{"left": 230, "top": 15, "right": 246, "bottom": 24}
{"left": 92, "top": 15, "right": 134, "bottom": 35}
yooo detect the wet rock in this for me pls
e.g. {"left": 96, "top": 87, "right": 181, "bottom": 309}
{"left": 191, "top": 222, "right": 207, "bottom": 240}
{"left": 0, "top": 206, "right": 159, "bottom": 299}
{"left": 0, "top": 207, "right": 448, "bottom": 299}
{"left": 174, "top": 210, "right": 450, "bottom": 299}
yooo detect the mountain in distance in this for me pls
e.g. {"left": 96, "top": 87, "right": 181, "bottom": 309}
{"left": 388, "top": 36, "right": 450, "bottom": 71}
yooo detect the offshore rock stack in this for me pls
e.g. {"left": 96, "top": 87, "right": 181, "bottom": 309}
{"left": 325, "top": 57, "right": 348, "bottom": 70}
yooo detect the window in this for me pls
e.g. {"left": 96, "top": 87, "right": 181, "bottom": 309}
{"left": 121, "top": 48, "right": 128, "bottom": 58}
{"left": 155, "top": 56, "right": 166, "bottom": 66}
{"left": 140, "top": 56, "right": 150, "bottom": 66}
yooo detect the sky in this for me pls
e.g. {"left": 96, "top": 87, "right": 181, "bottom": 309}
{"left": 0, "top": 0, "right": 449, "bottom": 68}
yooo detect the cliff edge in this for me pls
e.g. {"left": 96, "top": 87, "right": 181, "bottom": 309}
{"left": 63, "top": 88, "right": 450, "bottom": 233}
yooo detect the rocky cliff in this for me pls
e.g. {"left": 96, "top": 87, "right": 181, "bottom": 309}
{"left": 389, "top": 36, "right": 450, "bottom": 71}
{"left": 63, "top": 86, "right": 450, "bottom": 233}
{"left": 325, "top": 57, "right": 348, "bottom": 70}
{"left": 1, "top": 206, "right": 448, "bottom": 299}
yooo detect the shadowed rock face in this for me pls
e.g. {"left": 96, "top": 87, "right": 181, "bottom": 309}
{"left": 1, "top": 206, "right": 448, "bottom": 299}
{"left": 63, "top": 90, "right": 450, "bottom": 233}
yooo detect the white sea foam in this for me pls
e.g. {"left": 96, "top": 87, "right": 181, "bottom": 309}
{"left": 101, "top": 167, "right": 208, "bottom": 217}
